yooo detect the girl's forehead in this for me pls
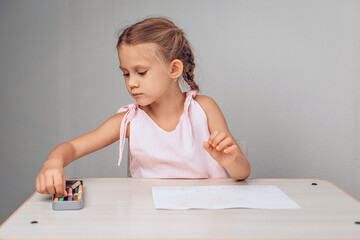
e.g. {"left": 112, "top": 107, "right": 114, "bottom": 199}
{"left": 118, "top": 43, "right": 158, "bottom": 63}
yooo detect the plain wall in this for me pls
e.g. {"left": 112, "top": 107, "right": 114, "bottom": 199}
{"left": 0, "top": 0, "right": 359, "bottom": 224}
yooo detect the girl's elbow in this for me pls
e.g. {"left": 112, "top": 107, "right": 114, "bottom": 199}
{"left": 233, "top": 166, "right": 251, "bottom": 181}
{"left": 234, "top": 174, "right": 250, "bottom": 181}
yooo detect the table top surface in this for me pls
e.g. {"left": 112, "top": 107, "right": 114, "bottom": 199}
{"left": 0, "top": 178, "right": 359, "bottom": 240}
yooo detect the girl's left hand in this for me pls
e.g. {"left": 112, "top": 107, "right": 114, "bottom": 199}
{"left": 203, "top": 130, "right": 241, "bottom": 168}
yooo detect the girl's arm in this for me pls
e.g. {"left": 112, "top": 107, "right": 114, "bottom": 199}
{"left": 36, "top": 112, "right": 126, "bottom": 196}
{"left": 195, "top": 95, "right": 251, "bottom": 180}
{"left": 64, "top": 112, "right": 125, "bottom": 165}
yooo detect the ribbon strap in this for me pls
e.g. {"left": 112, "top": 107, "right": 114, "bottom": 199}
{"left": 117, "top": 103, "right": 138, "bottom": 166}
{"left": 184, "top": 90, "right": 198, "bottom": 146}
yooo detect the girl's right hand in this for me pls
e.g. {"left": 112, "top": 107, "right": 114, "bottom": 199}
{"left": 35, "top": 162, "right": 68, "bottom": 197}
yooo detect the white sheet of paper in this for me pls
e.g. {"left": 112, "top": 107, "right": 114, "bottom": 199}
{"left": 152, "top": 185, "right": 300, "bottom": 210}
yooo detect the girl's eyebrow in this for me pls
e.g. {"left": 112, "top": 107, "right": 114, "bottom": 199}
{"left": 119, "top": 65, "right": 148, "bottom": 71}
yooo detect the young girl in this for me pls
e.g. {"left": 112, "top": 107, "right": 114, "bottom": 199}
{"left": 36, "top": 17, "right": 251, "bottom": 197}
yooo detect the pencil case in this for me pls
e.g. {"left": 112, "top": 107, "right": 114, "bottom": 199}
{"left": 52, "top": 179, "right": 84, "bottom": 210}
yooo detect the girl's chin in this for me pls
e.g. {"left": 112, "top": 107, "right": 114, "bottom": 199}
{"left": 135, "top": 99, "right": 150, "bottom": 107}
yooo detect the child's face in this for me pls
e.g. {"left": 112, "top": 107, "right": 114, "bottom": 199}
{"left": 118, "top": 43, "right": 173, "bottom": 106}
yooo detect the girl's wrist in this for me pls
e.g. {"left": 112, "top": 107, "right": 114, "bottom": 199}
{"left": 224, "top": 153, "right": 250, "bottom": 180}
{"left": 43, "top": 158, "right": 64, "bottom": 168}
{"left": 220, "top": 153, "right": 241, "bottom": 170}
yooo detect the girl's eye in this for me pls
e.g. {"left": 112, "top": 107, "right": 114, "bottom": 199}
{"left": 123, "top": 73, "right": 129, "bottom": 77}
{"left": 139, "top": 71, "right": 147, "bottom": 76}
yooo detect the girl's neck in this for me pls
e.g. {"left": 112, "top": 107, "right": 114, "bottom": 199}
{"left": 142, "top": 86, "right": 186, "bottom": 119}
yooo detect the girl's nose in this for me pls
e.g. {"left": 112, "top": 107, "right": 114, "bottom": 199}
{"left": 127, "top": 76, "right": 140, "bottom": 88}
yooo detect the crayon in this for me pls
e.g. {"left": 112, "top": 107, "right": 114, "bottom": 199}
{"left": 67, "top": 187, "right": 73, "bottom": 201}
{"left": 54, "top": 196, "right": 59, "bottom": 202}
{"left": 74, "top": 187, "right": 78, "bottom": 201}
{"left": 78, "top": 184, "right": 82, "bottom": 200}
{"left": 59, "top": 196, "right": 64, "bottom": 202}
{"left": 71, "top": 181, "right": 81, "bottom": 190}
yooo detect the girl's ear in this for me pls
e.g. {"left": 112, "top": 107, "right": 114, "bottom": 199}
{"left": 169, "top": 59, "right": 183, "bottom": 79}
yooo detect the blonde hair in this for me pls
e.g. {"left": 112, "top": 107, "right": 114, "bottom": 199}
{"left": 116, "top": 17, "right": 199, "bottom": 91}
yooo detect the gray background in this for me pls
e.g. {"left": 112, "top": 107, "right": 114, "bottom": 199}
{"left": 0, "top": 0, "right": 359, "bottom": 225}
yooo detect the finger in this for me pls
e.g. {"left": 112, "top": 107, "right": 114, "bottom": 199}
{"left": 215, "top": 137, "right": 232, "bottom": 151}
{"left": 39, "top": 174, "right": 46, "bottom": 194}
{"left": 45, "top": 174, "right": 56, "bottom": 195}
{"left": 53, "top": 174, "right": 63, "bottom": 197}
{"left": 224, "top": 144, "right": 237, "bottom": 154}
{"left": 35, "top": 176, "right": 39, "bottom": 193}
{"left": 203, "top": 141, "right": 222, "bottom": 161}
{"left": 36, "top": 175, "right": 43, "bottom": 194}
{"left": 208, "top": 131, "right": 219, "bottom": 145}
{"left": 62, "top": 174, "right": 68, "bottom": 197}
{"left": 212, "top": 132, "right": 227, "bottom": 148}
{"left": 203, "top": 141, "right": 212, "bottom": 151}
{"left": 203, "top": 142, "right": 214, "bottom": 155}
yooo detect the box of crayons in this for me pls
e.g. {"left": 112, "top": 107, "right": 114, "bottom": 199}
{"left": 52, "top": 179, "right": 83, "bottom": 210}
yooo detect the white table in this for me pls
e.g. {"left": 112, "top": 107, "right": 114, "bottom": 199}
{"left": 0, "top": 178, "right": 359, "bottom": 239}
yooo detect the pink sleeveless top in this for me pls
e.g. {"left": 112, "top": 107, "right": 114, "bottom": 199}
{"left": 116, "top": 90, "right": 227, "bottom": 178}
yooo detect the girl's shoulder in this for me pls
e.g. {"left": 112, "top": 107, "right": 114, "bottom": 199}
{"left": 193, "top": 94, "right": 230, "bottom": 134}
{"left": 112, "top": 111, "right": 130, "bottom": 138}
{"left": 193, "top": 94, "right": 219, "bottom": 114}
